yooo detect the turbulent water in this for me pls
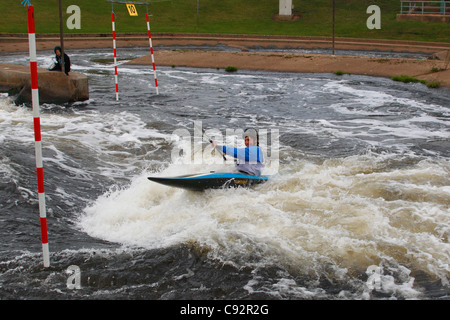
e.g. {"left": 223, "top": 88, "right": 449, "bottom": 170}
{"left": 0, "top": 47, "right": 449, "bottom": 300}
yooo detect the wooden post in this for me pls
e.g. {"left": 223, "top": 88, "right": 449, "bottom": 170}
{"left": 332, "top": 0, "right": 335, "bottom": 55}
{"left": 58, "top": 0, "right": 65, "bottom": 74}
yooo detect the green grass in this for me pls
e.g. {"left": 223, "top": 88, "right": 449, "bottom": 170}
{"left": 391, "top": 75, "right": 441, "bottom": 88}
{"left": 0, "top": 0, "right": 449, "bottom": 43}
{"left": 334, "top": 70, "right": 351, "bottom": 76}
{"left": 225, "top": 66, "right": 238, "bottom": 72}
{"left": 426, "top": 81, "right": 441, "bottom": 88}
{"left": 391, "top": 75, "right": 427, "bottom": 84}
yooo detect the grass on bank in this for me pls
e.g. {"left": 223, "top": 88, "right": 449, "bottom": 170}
{"left": 391, "top": 75, "right": 427, "bottom": 84}
{"left": 0, "top": 0, "right": 449, "bottom": 42}
{"left": 225, "top": 66, "right": 238, "bottom": 72}
{"left": 391, "top": 75, "right": 441, "bottom": 88}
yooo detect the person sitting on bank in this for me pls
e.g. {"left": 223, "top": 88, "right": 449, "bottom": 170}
{"left": 49, "top": 46, "right": 70, "bottom": 75}
{"left": 211, "top": 128, "right": 264, "bottom": 176}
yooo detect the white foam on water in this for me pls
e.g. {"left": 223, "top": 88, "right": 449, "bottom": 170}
{"left": 323, "top": 79, "right": 445, "bottom": 116}
{"left": 79, "top": 147, "right": 449, "bottom": 298}
{"left": 0, "top": 96, "right": 173, "bottom": 211}
{"left": 2, "top": 55, "right": 448, "bottom": 298}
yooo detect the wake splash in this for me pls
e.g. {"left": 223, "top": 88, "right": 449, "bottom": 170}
{"left": 79, "top": 151, "right": 449, "bottom": 299}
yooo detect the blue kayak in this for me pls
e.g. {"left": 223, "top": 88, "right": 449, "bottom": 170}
{"left": 147, "top": 172, "right": 269, "bottom": 191}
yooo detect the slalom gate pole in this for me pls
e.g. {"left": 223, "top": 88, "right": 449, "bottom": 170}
{"left": 27, "top": 4, "right": 50, "bottom": 268}
{"left": 146, "top": 13, "right": 159, "bottom": 95}
{"left": 112, "top": 11, "right": 119, "bottom": 100}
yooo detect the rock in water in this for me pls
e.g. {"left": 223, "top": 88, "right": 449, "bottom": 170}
{"left": 0, "top": 63, "right": 89, "bottom": 105}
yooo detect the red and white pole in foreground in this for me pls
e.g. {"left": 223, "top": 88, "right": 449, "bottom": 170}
{"left": 112, "top": 12, "right": 119, "bottom": 100}
{"left": 27, "top": 5, "right": 50, "bottom": 268}
{"left": 146, "top": 13, "right": 159, "bottom": 95}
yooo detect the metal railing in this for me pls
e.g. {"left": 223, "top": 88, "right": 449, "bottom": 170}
{"left": 400, "top": 1, "right": 450, "bottom": 15}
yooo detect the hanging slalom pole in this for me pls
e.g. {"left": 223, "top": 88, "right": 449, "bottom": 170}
{"left": 107, "top": 0, "right": 159, "bottom": 96}
{"left": 26, "top": 3, "right": 50, "bottom": 268}
{"left": 107, "top": 1, "right": 160, "bottom": 97}
{"left": 112, "top": 11, "right": 119, "bottom": 101}
{"left": 146, "top": 11, "right": 159, "bottom": 95}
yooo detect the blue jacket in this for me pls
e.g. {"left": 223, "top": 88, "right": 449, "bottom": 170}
{"left": 221, "top": 145, "right": 264, "bottom": 176}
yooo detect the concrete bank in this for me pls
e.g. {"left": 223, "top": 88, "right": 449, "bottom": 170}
{"left": 1, "top": 34, "right": 449, "bottom": 90}
{"left": 1, "top": 33, "right": 450, "bottom": 54}
{"left": 128, "top": 50, "right": 450, "bottom": 90}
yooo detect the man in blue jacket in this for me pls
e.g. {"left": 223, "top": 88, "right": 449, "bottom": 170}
{"left": 211, "top": 128, "right": 264, "bottom": 176}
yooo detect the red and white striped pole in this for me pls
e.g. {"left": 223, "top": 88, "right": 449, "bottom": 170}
{"left": 146, "top": 13, "right": 159, "bottom": 95}
{"left": 112, "top": 12, "right": 119, "bottom": 101}
{"left": 27, "top": 5, "right": 50, "bottom": 268}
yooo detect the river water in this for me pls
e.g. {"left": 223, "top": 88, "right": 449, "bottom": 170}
{"left": 0, "top": 46, "right": 449, "bottom": 301}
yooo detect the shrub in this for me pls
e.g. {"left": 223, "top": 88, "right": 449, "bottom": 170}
{"left": 426, "top": 81, "right": 441, "bottom": 88}
{"left": 391, "top": 75, "right": 426, "bottom": 84}
{"left": 225, "top": 66, "right": 238, "bottom": 72}
{"left": 334, "top": 70, "right": 351, "bottom": 76}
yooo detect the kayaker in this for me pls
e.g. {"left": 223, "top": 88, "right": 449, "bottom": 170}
{"left": 211, "top": 128, "right": 264, "bottom": 176}
{"left": 49, "top": 46, "right": 71, "bottom": 75}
